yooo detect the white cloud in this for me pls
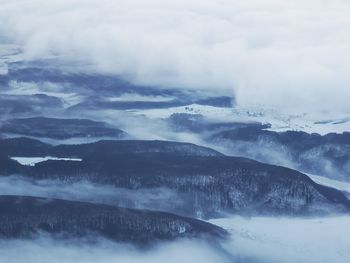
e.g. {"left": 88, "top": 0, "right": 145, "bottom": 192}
{"left": 0, "top": 237, "right": 234, "bottom": 263}
{"left": 1, "top": 0, "right": 350, "bottom": 111}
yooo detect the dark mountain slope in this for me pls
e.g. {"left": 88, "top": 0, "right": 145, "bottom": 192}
{"left": 0, "top": 195, "right": 227, "bottom": 244}
{"left": 209, "top": 127, "right": 350, "bottom": 180}
{"left": 0, "top": 117, "right": 126, "bottom": 140}
{"left": 18, "top": 154, "right": 350, "bottom": 217}
{"left": 2, "top": 138, "right": 349, "bottom": 218}
{"left": 0, "top": 137, "right": 51, "bottom": 157}
{"left": 0, "top": 138, "right": 223, "bottom": 158}
{"left": 0, "top": 154, "right": 23, "bottom": 175}
{"left": 52, "top": 140, "right": 223, "bottom": 158}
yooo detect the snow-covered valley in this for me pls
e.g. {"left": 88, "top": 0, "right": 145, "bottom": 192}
{"left": 136, "top": 104, "right": 350, "bottom": 135}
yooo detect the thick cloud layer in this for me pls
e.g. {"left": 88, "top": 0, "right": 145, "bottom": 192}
{"left": 1, "top": 0, "right": 350, "bottom": 111}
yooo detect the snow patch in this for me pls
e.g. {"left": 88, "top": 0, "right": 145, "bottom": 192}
{"left": 11, "top": 157, "right": 82, "bottom": 166}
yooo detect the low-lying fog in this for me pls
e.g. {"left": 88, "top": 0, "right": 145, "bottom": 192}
{"left": 0, "top": 216, "right": 349, "bottom": 263}
{"left": 211, "top": 216, "right": 350, "bottom": 263}
{"left": 0, "top": 175, "right": 184, "bottom": 212}
{"left": 0, "top": 237, "right": 234, "bottom": 263}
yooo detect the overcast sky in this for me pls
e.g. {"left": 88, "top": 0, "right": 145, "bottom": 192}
{"left": 1, "top": 0, "right": 350, "bottom": 111}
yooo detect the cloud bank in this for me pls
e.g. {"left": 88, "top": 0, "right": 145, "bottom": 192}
{"left": 1, "top": 0, "right": 350, "bottom": 111}
{"left": 0, "top": 237, "right": 234, "bottom": 263}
